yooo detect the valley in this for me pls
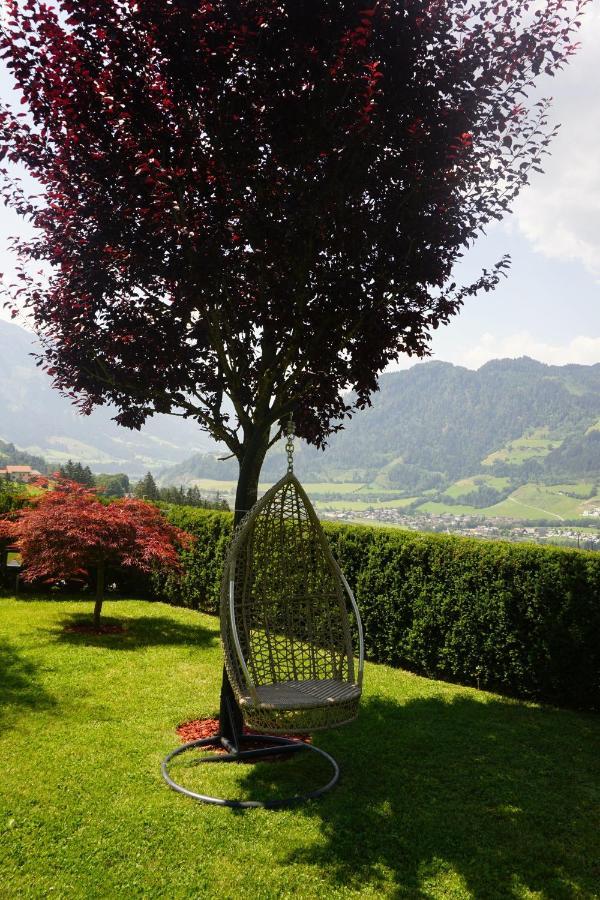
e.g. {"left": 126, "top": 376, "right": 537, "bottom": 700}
{"left": 3, "top": 317, "right": 600, "bottom": 549}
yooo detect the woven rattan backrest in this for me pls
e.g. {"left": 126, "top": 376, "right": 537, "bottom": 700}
{"left": 221, "top": 473, "right": 355, "bottom": 691}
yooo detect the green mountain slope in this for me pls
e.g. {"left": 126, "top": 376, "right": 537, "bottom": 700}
{"left": 4, "top": 316, "right": 599, "bottom": 499}
{"left": 0, "top": 439, "right": 47, "bottom": 473}
{"left": 160, "top": 357, "right": 600, "bottom": 491}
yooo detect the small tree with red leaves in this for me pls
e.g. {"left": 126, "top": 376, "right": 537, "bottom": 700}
{"left": 0, "top": 480, "right": 192, "bottom": 628}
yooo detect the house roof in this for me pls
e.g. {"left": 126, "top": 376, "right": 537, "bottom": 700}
{"left": 0, "top": 465, "right": 41, "bottom": 476}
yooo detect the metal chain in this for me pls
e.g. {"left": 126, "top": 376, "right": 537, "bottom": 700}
{"left": 285, "top": 413, "right": 294, "bottom": 473}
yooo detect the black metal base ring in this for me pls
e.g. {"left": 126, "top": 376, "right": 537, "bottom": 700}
{"left": 161, "top": 733, "right": 339, "bottom": 809}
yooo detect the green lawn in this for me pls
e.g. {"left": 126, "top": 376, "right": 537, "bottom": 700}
{"left": 1, "top": 597, "right": 599, "bottom": 899}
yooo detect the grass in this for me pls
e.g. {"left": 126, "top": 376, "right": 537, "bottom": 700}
{"left": 481, "top": 431, "right": 562, "bottom": 467}
{"left": 585, "top": 419, "right": 600, "bottom": 435}
{"left": 318, "top": 497, "right": 418, "bottom": 512}
{"left": 187, "top": 479, "right": 368, "bottom": 505}
{"left": 1, "top": 597, "right": 599, "bottom": 899}
{"left": 417, "top": 483, "right": 600, "bottom": 521}
{"left": 442, "top": 475, "right": 512, "bottom": 499}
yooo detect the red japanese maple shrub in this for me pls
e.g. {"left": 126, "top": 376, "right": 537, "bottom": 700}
{"left": 0, "top": 479, "right": 193, "bottom": 628}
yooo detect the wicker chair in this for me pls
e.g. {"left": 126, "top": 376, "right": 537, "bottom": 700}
{"left": 221, "top": 471, "right": 364, "bottom": 734}
{"left": 161, "top": 423, "right": 364, "bottom": 808}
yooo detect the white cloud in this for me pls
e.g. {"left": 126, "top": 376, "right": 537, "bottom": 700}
{"left": 443, "top": 331, "right": 600, "bottom": 369}
{"left": 514, "top": 7, "right": 600, "bottom": 276}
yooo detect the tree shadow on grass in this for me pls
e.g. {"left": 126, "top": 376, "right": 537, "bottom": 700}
{"left": 54, "top": 613, "right": 218, "bottom": 651}
{"left": 239, "top": 694, "right": 600, "bottom": 898}
{"left": 0, "top": 639, "right": 56, "bottom": 733}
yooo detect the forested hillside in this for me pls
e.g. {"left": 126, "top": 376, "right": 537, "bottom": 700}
{"left": 3, "top": 315, "right": 600, "bottom": 494}
{"left": 161, "top": 357, "right": 600, "bottom": 491}
{"left": 0, "top": 439, "right": 47, "bottom": 473}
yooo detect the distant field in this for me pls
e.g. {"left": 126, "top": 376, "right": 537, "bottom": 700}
{"left": 482, "top": 433, "right": 562, "bottom": 467}
{"left": 186, "top": 478, "right": 239, "bottom": 495}
{"left": 418, "top": 483, "right": 600, "bottom": 521}
{"left": 418, "top": 501, "right": 485, "bottom": 516}
{"left": 316, "top": 499, "right": 375, "bottom": 511}
{"left": 585, "top": 418, "right": 600, "bottom": 434}
{"left": 304, "top": 482, "right": 366, "bottom": 494}
{"left": 175, "top": 475, "right": 600, "bottom": 523}
{"left": 443, "top": 475, "right": 511, "bottom": 499}
{"left": 186, "top": 478, "right": 369, "bottom": 500}
{"left": 316, "top": 496, "right": 418, "bottom": 512}
{"left": 483, "top": 485, "right": 579, "bottom": 520}
{"left": 549, "top": 481, "right": 595, "bottom": 496}
{"left": 361, "top": 484, "right": 411, "bottom": 495}
{"left": 367, "top": 496, "right": 418, "bottom": 510}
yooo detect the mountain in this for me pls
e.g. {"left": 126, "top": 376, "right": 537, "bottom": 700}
{"left": 159, "top": 357, "right": 600, "bottom": 490}
{"left": 0, "top": 438, "right": 47, "bottom": 473}
{"left": 0, "top": 320, "right": 217, "bottom": 476}
{"left": 3, "top": 315, "right": 600, "bottom": 493}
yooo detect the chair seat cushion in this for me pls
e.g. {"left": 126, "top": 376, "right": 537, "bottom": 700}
{"left": 239, "top": 678, "right": 361, "bottom": 710}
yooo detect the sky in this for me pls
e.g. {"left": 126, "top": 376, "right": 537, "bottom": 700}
{"left": 0, "top": 3, "right": 598, "bottom": 372}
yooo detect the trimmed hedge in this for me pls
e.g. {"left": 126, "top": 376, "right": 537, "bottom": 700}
{"left": 152, "top": 506, "right": 233, "bottom": 613}
{"left": 156, "top": 506, "right": 600, "bottom": 711}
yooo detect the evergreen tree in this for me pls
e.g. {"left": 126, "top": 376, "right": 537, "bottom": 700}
{"left": 59, "top": 460, "right": 95, "bottom": 486}
{"left": 134, "top": 471, "right": 159, "bottom": 502}
{"left": 59, "top": 460, "right": 76, "bottom": 480}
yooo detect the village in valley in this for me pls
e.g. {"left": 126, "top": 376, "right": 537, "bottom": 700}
{"left": 322, "top": 506, "right": 600, "bottom": 550}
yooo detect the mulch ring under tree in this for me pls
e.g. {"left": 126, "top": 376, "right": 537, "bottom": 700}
{"left": 176, "top": 717, "right": 312, "bottom": 763}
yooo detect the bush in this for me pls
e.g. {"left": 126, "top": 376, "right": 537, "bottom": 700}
{"left": 342, "top": 528, "right": 600, "bottom": 710}
{"left": 156, "top": 507, "right": 600, "bottom": 710}
{"left": 155, "top": 505, "right": 233, "bottom": 613}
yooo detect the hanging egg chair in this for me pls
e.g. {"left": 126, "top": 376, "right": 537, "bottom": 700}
{"left": 221, "top": 470, "right": 364, "bottom": 734}
{"left": 161, "top": 418, "right": 364, "bottom": 809}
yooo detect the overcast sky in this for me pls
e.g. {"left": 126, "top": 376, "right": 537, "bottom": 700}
{"left": 0, "top": 4, "right": 598, "bottom": 371}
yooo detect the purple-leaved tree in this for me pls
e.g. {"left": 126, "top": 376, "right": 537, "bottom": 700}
{"left": 0, "top": 0, "right": 587, "bottom": 726}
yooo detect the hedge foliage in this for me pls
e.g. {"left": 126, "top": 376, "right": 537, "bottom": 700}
{"left": 152, "top": 506, "right": 233, "bottom": 614}
{"left": 156, "top": 506, "right": 600, "bottom": 711}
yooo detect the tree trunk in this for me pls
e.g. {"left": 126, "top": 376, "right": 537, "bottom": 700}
{"left": 233, "top": 427, "right": 271, "bottom": 527}
{"left": 220, "top": 424, "right": 271, "bottom": 745}
{"left": 93, "top": 560, "right": 105, "bottom": 630}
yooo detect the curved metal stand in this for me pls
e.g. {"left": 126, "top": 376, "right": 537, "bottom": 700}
{"left": 161, "top": 733, "right": 340, "bottom": 809}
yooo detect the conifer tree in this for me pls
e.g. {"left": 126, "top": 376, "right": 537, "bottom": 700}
{"left": 134, "top": 471, "right": 159, "bottom": 502}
